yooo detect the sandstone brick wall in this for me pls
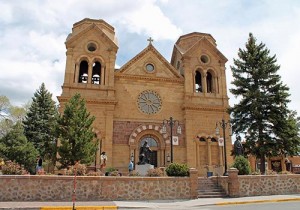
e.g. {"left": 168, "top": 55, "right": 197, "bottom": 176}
{"left": 212, "top": 169, "right": 300, "bottom": 197}
{"left": 0, "top": 175, "right": 193, "bottom": 201}
{"left": 238, "top": 174, "right": 300, "bottom": 196}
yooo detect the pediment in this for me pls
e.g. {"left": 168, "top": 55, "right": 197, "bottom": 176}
{"left": 117, "top": 44, "right": 183, "bottom": 80}
{"left": 65, "top": 23, "right": 118, "bottom": 50}
{"left": 183, "top": 37, "right": 227, "bottom": 63}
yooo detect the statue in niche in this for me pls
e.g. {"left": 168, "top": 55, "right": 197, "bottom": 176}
{"left": 138, "top": 140, "right": 152, "bottom": 165}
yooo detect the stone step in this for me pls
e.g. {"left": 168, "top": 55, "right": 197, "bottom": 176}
{"left": 197, "top": 177, "right": 227, "bottom": 198}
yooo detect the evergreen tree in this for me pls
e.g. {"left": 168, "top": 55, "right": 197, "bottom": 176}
{"left": 229, "top": 33, "right": 300, "bottom": 174}
{"left": 0, "top": 122, "right": 38, "bottom": 173}
{"left": 23, "top": 83, "right": 58, "bottom": 164}
{"left": 57, "top": 93, "right": 96, "bottom": 168}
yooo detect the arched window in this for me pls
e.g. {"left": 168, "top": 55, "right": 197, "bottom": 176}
{"left": 211, "top": 138, "right": 217, "bottom": 142}
{"left": 92, "top": 61, "right": 101, "bottom": 84}
{"left": 199, "top": 137, "right": 206, "bottom": 142}
{"left": 195, "top": 71, "right": 202, "bottom": 92}
{"left": 78, "top": 60, "right": 88, "bottom": 83}
{"left": 140, "top": 136, "right": 158, "bottom": 147}
{"left": 206, "top": 72, "right": 213, "bottom": 93}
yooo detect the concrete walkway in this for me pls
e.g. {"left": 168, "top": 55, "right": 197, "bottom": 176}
{"left": 1, "top": 194, "right": 300, "bottom": 209}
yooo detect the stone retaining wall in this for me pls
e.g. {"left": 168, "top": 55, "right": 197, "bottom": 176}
{"left": 0, "top": 169, "right": 198, "bottom": 201}
{"left": 212, "top": 168, "right": 300, "bottom": 197}
{"left": 238, "top": 174, "right": 300, "bottom": 196}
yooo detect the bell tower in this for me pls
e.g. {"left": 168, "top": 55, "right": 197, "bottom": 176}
{"left": 58, "top": 19, "right": 119, "bottom": 168}
{"left": 59, "top": 18, "right": 118, "bottom": 100}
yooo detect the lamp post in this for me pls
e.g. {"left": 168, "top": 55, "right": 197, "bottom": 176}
{"left": 215, "top": 119, "right": 232, "bottom": 176}
{"left": 162, "top": 117, "right": 181, "bottom": 163}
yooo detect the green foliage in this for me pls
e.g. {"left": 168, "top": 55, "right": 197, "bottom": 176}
{"left": 146, "top": 168, "right": 164, "bottom": 177}
{"left": 57, "top": 93, "right": 97, "bottom": 168}
{"left": 165, "top": 163, "right": 189, "bottom": 177}
{"left": 2, "top": 161, "right": 25, "bottom": 175}
{"left": 0, "top": 95, "right": 27, "bottom": 138}
{"left": 23, "top": 83, "right": 59, "bottom": 165}
{"left": 105, "top": 167, "right": 117, "bottom": 173}
{"left": 229, "top": 33, "right": 300, "bottom": 174}
{"left": 0, "top": 122, "right": 38, "bottom": 173}
{"left": 231, "top": 156, "right": 251, "bottom": 175}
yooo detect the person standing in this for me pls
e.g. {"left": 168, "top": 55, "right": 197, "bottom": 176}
{"left": 100, "top": 152, "right": 107, "bottom": 170}
{"left": 36, "top": 156, "right": 43, "bottom": 174}
{"left": 128, "top": 160, "right": 134, "bottom": 175}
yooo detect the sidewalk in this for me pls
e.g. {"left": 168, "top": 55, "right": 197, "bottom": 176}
{"left": 1, "top": 194, "right": 300, "bottom": 209}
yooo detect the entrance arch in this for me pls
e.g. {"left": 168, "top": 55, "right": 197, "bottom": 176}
{"left": 140, "top": 136, "right": 158, "bottom": 167}
{"left": 128, "top": 124, "right": 170, "bottom": 167}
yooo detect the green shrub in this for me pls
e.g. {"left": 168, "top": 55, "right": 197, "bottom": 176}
{"left": 165, "top": 163, "right": 189, "bottom": 177}
{"left": 231, "top": 156, "right": 251, "bottom": 175}
{"left": 146, "top": 168, "right": 164, "bottom": 177}
{"left": 105, "top": 167, "right": 117, "bottom": 173}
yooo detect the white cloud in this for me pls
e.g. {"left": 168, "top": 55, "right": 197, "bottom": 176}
{"left": 0, "top": 0, "right": 300, "bottom": 118}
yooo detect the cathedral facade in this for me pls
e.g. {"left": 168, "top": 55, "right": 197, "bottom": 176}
{"left": 58, "top": 18, "right": 232, "bottom": 176}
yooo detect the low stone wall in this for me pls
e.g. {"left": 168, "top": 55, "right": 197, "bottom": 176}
{"left": 212, "top": 168, "right": 300, "bottom": 197}
{"left": 238, "top": 174, "right": 300, "bottom": 196}
{"left": 0, "top": 169, "right": 198, "bottom": 201}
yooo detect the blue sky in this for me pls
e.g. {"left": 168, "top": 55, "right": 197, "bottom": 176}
{"left": 0, "top": 0, "right": 300, "bottom": 116}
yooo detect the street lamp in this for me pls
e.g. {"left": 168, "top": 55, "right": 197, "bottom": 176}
{"left": 162, "top": 117, "right": 181, "bottom": 163}
{"left": 215, "top": 119, "right": 232, "bottom": 176}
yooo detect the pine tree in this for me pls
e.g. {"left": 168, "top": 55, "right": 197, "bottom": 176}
{"left": 229, "top": 33, "right": 299, "bottom": 174}
{"left": 57, "top": 93, "right": 97, "bottom": 168}
{"left": 0, "top": 122, "right": 38, "bottom": 173}
{"left": 23, "top": 83, "right": 58, "bottom": 164}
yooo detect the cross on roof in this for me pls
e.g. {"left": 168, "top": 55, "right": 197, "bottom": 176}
{"left": 147, "top": 37, "right": 154, "bottom": 45}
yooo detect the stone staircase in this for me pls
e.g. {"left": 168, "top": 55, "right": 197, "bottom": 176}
{"left": 197, "top": 177, "right": 227, "bottom": 198}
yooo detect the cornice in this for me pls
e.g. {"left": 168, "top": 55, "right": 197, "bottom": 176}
{"left": 182, "top": 104, "right": 227, "bottom": 112}
{"left": 58, "top": 96, "right": 117, "bottom": 105}
{"left": 115, "top": 74, "right": 184, "bottom": 84}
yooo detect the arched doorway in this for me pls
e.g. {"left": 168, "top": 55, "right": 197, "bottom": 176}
{"left": 139, "top": 135, "right": 158, "bottom": 167}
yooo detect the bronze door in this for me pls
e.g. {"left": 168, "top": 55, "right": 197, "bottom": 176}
{"left": 150, "top": 151, "right": 157, "bottom": 167}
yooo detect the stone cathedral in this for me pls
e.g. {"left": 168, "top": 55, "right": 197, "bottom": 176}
{"left": 58, "top": 18, "right": 232, "bottom": 176}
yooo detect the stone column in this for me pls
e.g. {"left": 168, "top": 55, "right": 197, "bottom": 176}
{"left": 228, "top": 168, "right": 239, "bottom": 197}
{"left": 88, "top": 61, "right": 92, "bottom": 83}
{"left": 189, "top": 168, "right": 198, "bottom": 199}
{"left": 101, "top": 65, "right": 105, "bottom": 85}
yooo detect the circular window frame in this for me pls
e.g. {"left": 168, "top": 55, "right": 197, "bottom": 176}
{"left": 86, "top": 42, "right": 98, "bottom": 52}
{"left": 200, "top": 54, "right": 210, "bottom": 64}
{"left": 145, "top": 63, "right": 155, "bottom": 73}
{"left": 137, "top": 90, "right": 162, "bottom": 115}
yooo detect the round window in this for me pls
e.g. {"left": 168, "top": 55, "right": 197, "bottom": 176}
{"left": 146, "top": 63, "right": 155, "bottom": 72}
{"left": 137, "top": 90, "right": 162, "bottom": 114}
{"left": 87, "top": 43, "right": 97, "bottom": 52}
{"left": 200, "top": 55, "right": 209, "bottom": 64}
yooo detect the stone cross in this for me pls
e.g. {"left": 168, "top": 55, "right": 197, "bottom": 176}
{"left": 147, "top": 37, "right": 154, "bottom": 45}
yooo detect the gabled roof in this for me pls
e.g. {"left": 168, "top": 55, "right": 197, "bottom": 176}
{"left": 65, "top": 19, "right": 118, "bottom": 50}
{"left": 117, "top": 43, "right": 183, "bottom": 79}
{"left": 171, "top": 32, "right": 227, "bottom": 64}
